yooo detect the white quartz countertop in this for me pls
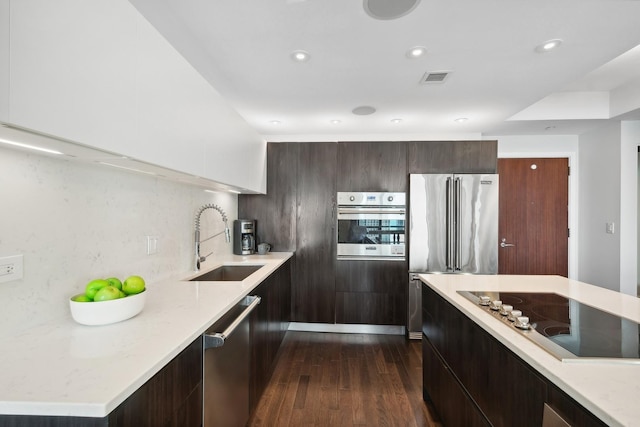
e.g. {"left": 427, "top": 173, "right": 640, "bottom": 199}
{"left": 0, "top": 252, "right": 293, "bottom": 418}
{"left": 420, "top": 274, "right": 640, "bottom": 427}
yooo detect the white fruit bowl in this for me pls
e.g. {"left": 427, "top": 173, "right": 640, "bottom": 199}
{"left": 69, "top": 290, "right": 146, "bottom": 326}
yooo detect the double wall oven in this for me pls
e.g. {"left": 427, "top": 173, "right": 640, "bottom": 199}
{"left": 336, "top": 192, "right": 406, "bottom": 260}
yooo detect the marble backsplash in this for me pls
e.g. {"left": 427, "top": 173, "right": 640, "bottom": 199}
{"left": 0, "top": 146, "right": 238, "bottom": 333}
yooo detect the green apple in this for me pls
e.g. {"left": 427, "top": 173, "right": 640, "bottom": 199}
{"left": 118, "top": 290, "right": 127, "bottom": 298}
{"left": 123, "top": 275, "right": 146, "bottom": 295}
{"left": 93, "top": 285, "right": 122, "bottom": 302}
{"left": 105, "top": 277, "right": 122, "bottom": 290}
{"left": 71, "top": 293, "right": 92, "bottom": 302}
{"left": 85, "top": 279, "right": 110, "bottom": 300}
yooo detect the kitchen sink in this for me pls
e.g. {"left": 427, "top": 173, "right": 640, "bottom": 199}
{"left": 188, "top": 265, "right": 263, "bottom": 282}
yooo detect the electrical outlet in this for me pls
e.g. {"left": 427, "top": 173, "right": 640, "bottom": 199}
{"left": 0, "top": 254, "right": 24, "bottom": 283}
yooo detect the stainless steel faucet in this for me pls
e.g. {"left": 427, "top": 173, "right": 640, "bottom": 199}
{"left": 194, "top": 204, "right": 231, "bottom": 271}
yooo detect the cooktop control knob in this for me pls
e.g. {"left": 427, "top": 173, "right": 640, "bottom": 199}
{"left": 489, "top": 300, "right": 502, "bottom": 311}
{"left": 349, "top": 195, "right": 355, "bottom": 201}
{"left": 387, "top": 195, "right": 394, "bottom": 202}
{"left": 499, "top": 304, "right": 513, "bottom": 316}
{"left": 479, "top": 296, "right": 491, "bottom": 306}
{"left": 514, "top": 316, "right": 530, "bottom": 330}
{"left": 507, "top": 310, "right": 522, "bottom": 322}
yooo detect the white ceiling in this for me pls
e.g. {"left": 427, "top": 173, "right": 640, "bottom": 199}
{"left": 130, "top": 0, "right": 640, "bottom": 141}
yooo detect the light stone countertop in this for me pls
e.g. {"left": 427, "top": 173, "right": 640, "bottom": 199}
{"left": 0, "top": 252, "right": 293, "bottom": 418}
{"left": 419, "top": 274, "right": 640, "bottom": 427}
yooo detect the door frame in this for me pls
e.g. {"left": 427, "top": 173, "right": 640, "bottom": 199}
{"left": 498, "top": 151, "right": 578, "bottom": 279}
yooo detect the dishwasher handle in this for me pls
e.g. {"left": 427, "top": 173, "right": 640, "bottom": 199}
{"left": 204, "top": 295, "right": 261, "bottom": 349}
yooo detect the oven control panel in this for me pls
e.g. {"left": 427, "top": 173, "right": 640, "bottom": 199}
{"left": 337, "top": 192, "right": 405, "bottom": 207}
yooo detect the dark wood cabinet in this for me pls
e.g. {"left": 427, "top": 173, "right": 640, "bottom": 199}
{"left": 422, "top": 337, "right": 489, "bottom": 427}
{"left": 249, "top": 259, "right": 292, "bottom": 412}
{"left": 335, "top": 260, "right": 406, "bottom": 325}
{"left": 239, "top": 143, "right": 298, "bottom": 251}
{"left": 294, "top": 142, "right": 337, "bottom": 323}
{"left": 407, "top": 140, "right": 497, "bottom": 174}
{"left": 337, "top": 141, "right": 407, "bottom": 192}
{"left": 239, "top": 143, "right": 336, "bottom": 324}
{"left": 422, "top": 283, "right": 607, "bottom": 427}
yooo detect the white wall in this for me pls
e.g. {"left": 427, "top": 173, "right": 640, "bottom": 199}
{"left": 621, "top": 120, "right": 640, "bottom": 295}
{"left": 0, "top": 147, "right": 237, "bottom": 333}
{"left": 578, "top": 122, "right": 621, "bottom": 291}
{"left": 0, "top": 0, "right": 8, "bottom": 122}
{"left": 491, "top": 134, "right": 579, "bottom": 279}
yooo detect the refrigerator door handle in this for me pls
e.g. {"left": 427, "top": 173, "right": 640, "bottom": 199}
{"left": 454, "top": 177, "right": 462, "bottom": 270}
{"left": 446, "top": 177, "right": 453, "bottom": 270}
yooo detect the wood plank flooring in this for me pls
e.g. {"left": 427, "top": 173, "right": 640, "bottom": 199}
{"left": 248, "top": 331, "right": 443, "bottom": 427}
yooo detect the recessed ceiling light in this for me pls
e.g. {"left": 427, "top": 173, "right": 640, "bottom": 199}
{"left": 330, "top": 120, "right": 342, "bottom": 124}
{"left": 290, "top": 50, "right": 310, "bottom": 62}
{"left": 535, "top": 39, "right": 563, "bottom": 53}
{"left": 391, "top": 118, "right": 403, "bottom": 124}
{"left": 352, "top": 106, "right": 377, "bottom": 115}
{"left": 406, "top": 46, "right": 427, "bottom": 59}
{"left": 454, "top": 117, "right": 468, "bottom": 123}
{"left": 269, "top": 120, "right": 282, "bottom": 125}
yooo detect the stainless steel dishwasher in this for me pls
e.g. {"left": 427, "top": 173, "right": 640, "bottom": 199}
{"left": 203, "top": 295, "right": 261, "bottom": 427}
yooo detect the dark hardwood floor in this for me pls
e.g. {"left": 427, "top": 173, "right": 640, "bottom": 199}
{"left": 248, "top": 331, "right": 443, "bottom": 427}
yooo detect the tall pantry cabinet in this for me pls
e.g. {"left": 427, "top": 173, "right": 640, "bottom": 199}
{"left": 239, "top": 140, "right": 497, "bottom": 326}
{"left": 239, "top": 142, "right": 337, "bottom": 324}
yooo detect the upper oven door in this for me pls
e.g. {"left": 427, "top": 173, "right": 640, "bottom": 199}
{"left": 337, "top": 208, "right": 406, "bottom": 260}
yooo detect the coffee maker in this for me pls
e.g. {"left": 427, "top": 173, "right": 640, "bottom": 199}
{"left": 233, "top": 219, "right": 256, "bottom": 255}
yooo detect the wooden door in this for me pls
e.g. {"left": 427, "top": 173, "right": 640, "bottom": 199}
{"left": 498, "top": 158, "right": 568, "bottom": 276}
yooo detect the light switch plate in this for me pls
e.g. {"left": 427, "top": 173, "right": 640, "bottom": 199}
{"left": 146, "top": 236, "right": 159, "bottom": 255}
{"left": 606, "top": 222, "right": 615, "bottom": 234}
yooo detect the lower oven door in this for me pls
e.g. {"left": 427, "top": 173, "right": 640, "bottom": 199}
{"left": 337, "top": 208, "right": 405, "bottom": 260}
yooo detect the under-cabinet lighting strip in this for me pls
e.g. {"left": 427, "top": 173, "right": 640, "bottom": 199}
{"left": 0, "top": 138, "right": 64, "bottom": 155}
{"left": 98, "top": 161, "right": 158, "bottom": 176}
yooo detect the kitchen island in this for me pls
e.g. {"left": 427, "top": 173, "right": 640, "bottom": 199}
{"left": 420, "top": 274, "right": 640, "bottom": 427}
{"left": 0, "top": 252, "right": 292, "bottom": 422}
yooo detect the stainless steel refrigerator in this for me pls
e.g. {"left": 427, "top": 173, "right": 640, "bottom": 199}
{"left": 407, "top": 173, "right": 499, "bottom": 338}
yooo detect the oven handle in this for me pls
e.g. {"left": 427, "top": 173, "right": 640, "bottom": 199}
{"left": 337, "top": 256, "right": 406, "bottom": 261}
{"left": 337, "top": 208, "right": 405, "bottom": 215}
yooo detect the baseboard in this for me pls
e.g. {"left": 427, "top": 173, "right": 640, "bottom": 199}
{"left": 288, "top": 322, "right": 405, "bottom": 335}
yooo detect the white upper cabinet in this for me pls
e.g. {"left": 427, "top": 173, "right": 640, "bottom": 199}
{"left": 9, "top": 0, "right": 138, "bottom": 152}
{"left": 133, "top": 11, "right": 266, "bottom": 191}
{"left": 7, "top": 0, "right": 266, "bottom": 193}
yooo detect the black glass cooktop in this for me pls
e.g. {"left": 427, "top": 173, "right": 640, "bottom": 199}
{"left": 457, "top": 291, "right": 640, "bottom": 363}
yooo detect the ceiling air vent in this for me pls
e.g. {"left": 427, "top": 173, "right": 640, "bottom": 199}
{"left": 420, "top": 71, "right": 451, "bottom": 84}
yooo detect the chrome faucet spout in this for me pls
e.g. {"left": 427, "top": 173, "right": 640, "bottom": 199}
{"left": 194, "top": 204, "right": 230, "bottom": 271}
